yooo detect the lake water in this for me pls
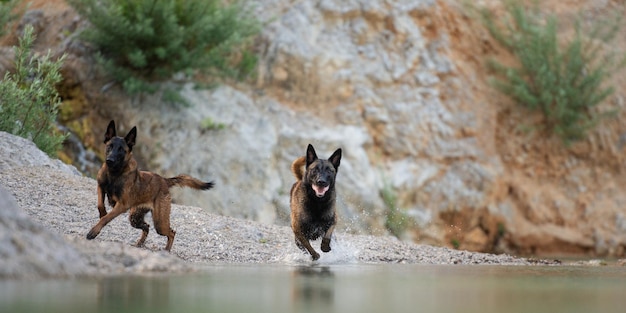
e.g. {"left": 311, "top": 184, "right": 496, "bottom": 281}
{"left": 1, "top": 264, "right": 625, "bottom": 313}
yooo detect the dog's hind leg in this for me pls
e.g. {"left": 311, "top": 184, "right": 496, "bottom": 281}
{"left": 153, "top": 196, "right": 176, "bottom": 251}
{"left": 129, "top": 207, "right": 150, "bottom": 247}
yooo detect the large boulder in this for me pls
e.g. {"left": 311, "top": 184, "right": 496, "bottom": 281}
{"left": 0, "top": 132, "right": 85, "bottom": 278}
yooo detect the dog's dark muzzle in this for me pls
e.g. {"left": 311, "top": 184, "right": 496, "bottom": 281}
{"left": 106, "top": 156, "right": 124, "bottom": 172}
{"left": 316, "top": 179, "right": 329, "bottom": 188}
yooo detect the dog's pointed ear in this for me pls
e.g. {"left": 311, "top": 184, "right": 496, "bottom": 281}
{"left": 306, "top": 144, "right": 318, "bottom": 167}
{"left": 125, "top": 126, "right": 137, "bottom": 151}
{"left": 329, "top": 148, "right": 342, "bottom": 170}
{"left": 104, "top": 120, "right": 116, "bottom": 143}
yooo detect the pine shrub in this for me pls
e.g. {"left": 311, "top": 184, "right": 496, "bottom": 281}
{"left": 480, "top": 1, "right": 625, "bottom": 143}
{"left": 68, "top": 0, "right": 260, "bottom": 98}
{"left": 0, "top": 25, "right": 67, "bottom": 156}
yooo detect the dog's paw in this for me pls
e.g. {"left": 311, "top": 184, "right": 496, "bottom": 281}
{"left": 321, "top": 238, "right": 331, "bottom": 252}
{"left": 311, "top": 252, "right": 321, "bottom": 261}
{"left": 86, "top": 229, "right": 99, "bottom": 240}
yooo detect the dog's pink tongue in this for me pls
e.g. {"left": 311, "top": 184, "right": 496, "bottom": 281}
{"left": 312, "top": 185, "right": 329, "bottom": 197}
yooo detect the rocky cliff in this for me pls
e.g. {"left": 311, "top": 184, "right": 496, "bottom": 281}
{"left": 3, "top": 0, "right": 626, "bottom": 257}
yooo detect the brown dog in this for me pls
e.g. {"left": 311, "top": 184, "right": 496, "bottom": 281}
{"left": 290, "top": 144, "right": 342, "bottom": 260}
{"left": 86, "top": 120, "right": 214, "bottom": 251}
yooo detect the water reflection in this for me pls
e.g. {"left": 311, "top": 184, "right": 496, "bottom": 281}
{"left": 2, "top": 265, "right": 626, "bottom": 313}
{"left": 97, "top": 275, "right": 171, "bottom": 312}
{"left": 291, "top": 265, "right": 335, "bottom": 311}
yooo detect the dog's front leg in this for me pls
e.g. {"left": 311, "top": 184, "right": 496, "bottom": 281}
{"left": 86, "top": 202, "right": 127, "bottom": 240}
{"left": 321, "top": 224, "right": 335, "bottom": 253}
{"left": 96, "top": 184, "right": 107, "bottom": 218}
{"left": 295, "top": 233, "right": 320, "bottom": 261}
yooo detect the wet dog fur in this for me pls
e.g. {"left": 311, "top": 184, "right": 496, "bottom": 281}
{"left": 290, "top": 144, "right": 342, "bottom": 260}
{"left": 86, "top": 120, "right": 214, "bottom": 251}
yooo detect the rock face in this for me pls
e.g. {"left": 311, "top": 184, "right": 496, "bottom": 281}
{"left": 111, "top": 0, "right": 482, "bottom": 239}
{"left": 4, "top": 0, "right": 626, "bottom": 257}
{"left": 114, "top": 0, "right": 504, "bottom": 245}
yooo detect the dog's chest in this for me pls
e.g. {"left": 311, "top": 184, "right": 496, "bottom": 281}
{"left": 301, "top": 198, "right": 334, "bottom": 221}
{"left": 99, "top": 175, "right": 125, "bottom": 202}
{"left": 300, "top": 209, "right": 335, "bottom": 239}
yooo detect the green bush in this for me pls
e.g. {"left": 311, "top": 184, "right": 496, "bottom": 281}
{"left": 479, "top": 1, "right": 625, "bottom": 143}
{"left": 68, "top": 0, "right": 260, "bottom": 98}
{"left": 381, "top": 180, "right": 409, "bottom": 239}
{"left": 0, "top": 25, "right": 67, "bottom": 156}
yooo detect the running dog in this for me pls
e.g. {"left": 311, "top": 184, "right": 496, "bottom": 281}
{"left": 86, "top": 120, "right": 214, "bottom": 251}
{"left": 290, "top": 144, "right": 342, "bottom": 260}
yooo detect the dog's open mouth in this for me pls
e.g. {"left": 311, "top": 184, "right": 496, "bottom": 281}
{"left": 312, "top": 184, "right": 329, "bottom": 197}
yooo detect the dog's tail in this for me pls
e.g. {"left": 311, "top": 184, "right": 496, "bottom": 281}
{"left": 291, "top": 156, "right": 306, "bottom": 181}
{"left": 166, "top": 175, "right": 214, "bottom": 190}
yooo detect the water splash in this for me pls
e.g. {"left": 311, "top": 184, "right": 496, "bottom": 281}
{"left": 280, "top": 235, "right": 360, "bottom": 265}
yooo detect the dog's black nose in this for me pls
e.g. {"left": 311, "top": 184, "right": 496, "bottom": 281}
{"left": 106, "top": 157, "right": 118, "bottom": 167}
{"left": 316, "top": 180, "right": 328, "bottom": 187}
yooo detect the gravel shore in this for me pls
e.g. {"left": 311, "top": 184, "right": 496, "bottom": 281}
{"left": 1, "top": 164, "right": 554, "bottom": 278}
{"left": 0, "top": 132, "right": 555, "bottom": 279}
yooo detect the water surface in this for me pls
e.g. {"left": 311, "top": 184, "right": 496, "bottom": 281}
{"left": 1, "top": 264, "right": 625, "bottom": 313}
